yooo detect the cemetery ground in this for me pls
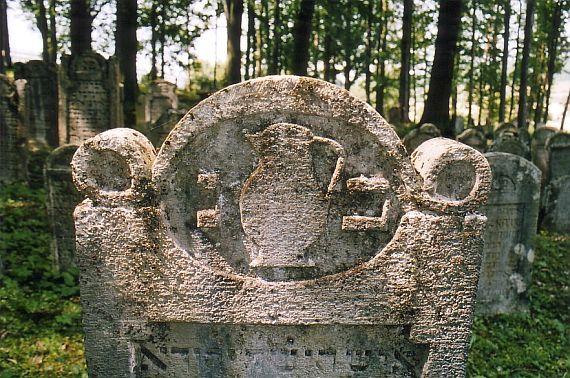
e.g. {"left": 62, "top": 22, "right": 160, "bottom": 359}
{"left": 0, "top": 183, "right": 567, "bottom": 377}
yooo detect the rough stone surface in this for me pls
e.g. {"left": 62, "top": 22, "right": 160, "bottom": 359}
{"left": 477, "top": 153, "right": 541, "bottom": 314}
{"left": 0, "top": 74, "right": 27, "bottom": 185}
{"left": 456, "top": 128, "right": 487, "bottom": 153}
{"left": 14, "top": 60, "right": 59, "bottom": 147}
{"left": 145, "top": 80, "right": 179, "bottom": 125}
{"left": 72, "top": 76, "right": 491, "bottom": 377}
{"left": 531, "top": 126, "right": 558, "bottom": 186}
{"left": 402, "top": 123, "right": 441, "bottom": 153}
{"left": 545, "top": 132, "right": 570, "bottom": 182}
{"left": 147, "top": 108, "right": 186, "bottom": 147}
{"left": 45, "top": 145, "right": 83, "bottom": 271}
{"left": 542, "top": 175, "right": 570, "bottom": 233}
{"left": 58, "top": 51, "right": 122, "bottom": 145}
{"left": 489, "top": 132, "right": 531, "bottom": 159}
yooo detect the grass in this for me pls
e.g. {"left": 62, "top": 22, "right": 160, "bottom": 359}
{"left": 0, "top": 184, "right": 568, "bottom": 376}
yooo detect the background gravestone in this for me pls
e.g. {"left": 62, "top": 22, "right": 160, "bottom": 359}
{"left": 145, "top": 80, "right": 179, "bottom": 125}
{"left": 489, "top": 132, "right": 531, "bottom": 159}
{"left": 58, "top": 51, "right": 122, "bottom": 145}
{"left": 72, "top": 77, "right": 491, "bottom": 377}
{"left": 14, "top": 60, "right": 59, "bottom": 148}
{"left": 545, "top": 132, "right": 570, "bottom": 183}
{"left": 542, "top": 176, "right": 570, "bottom": 233}
{"left": 531, "top": 126, "right": 558, "bottom": 186}
{"left": 402, "top": 123, "right": 441, "bottom": 153}
{"left": 45, "top": 145, "right": 82, "bottom": 271}
{"left": 147, "top": 108, "right": 186, "bottom": 147}
{"left": 457, "top": 128, "right": 487, "bottom": 153}
{"left": 0, "top": 74, "right": 27, "bottom": 185}
{"left": 477, "top": 152, "right": 541, "bottom": 314}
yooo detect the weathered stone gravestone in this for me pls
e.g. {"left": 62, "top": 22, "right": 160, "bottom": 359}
{"left": 45, "top": 145, "right": 82, "bottom": 271}
{"left": 542, "top": 175, "right": 570, "bottom": 233}
{"left": 402, "top": 123, "right": 441, "bottom": 153}
{"left": 147, "top": 108, "right": 186, "bottom": 147}
{"left": 14, "top": 60, "right": 59, "bottom": 147}
{"left": 477, "top": 152, "right": 540, "bottom": 314}
{"left": 456, "top": 128, "right": 487, "bottom": 153}
{"left": 489, "top": 132, "right": 531, "bottom": 159}
{"left": 0, "top": 75, "right": 27, "bottom": 185}
{"left": 58, "top": 51, "right": 122, "bottom": 145}
{"left": 72, "top": 76, "right": 491, "bottom": 377}
{"left": 453, "top": 116, "right": 465, "bottom": 136}
{"left": 145, "top": 80, "right": 179, "bottom": 125}
{"left": 531, "top": 126, "right": 558, "bottom": 184}
{"left": 545, "top": 132, "right": 570, "bottom": 183}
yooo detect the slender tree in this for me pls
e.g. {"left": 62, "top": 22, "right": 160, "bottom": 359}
{"left": 268, "top": 0, "right": 280, "bottom": 74}
{"left": 245, "top": 0, "right": 256, "bottom": 80}
{"left": 364, "top": 0, "right": 373, "bottom": 103}
{"left": 0, "top": 0, "right": 11, "bottom": 73}
{"left": 48, "top": 0, "right": 56, "bottom": 63}
{"left": 561, "top": 88, "right": 570, "bottom": 130}
{"left": 375, "top": 0, "right": 388, "bottom": 115}
{"left": 399, "top": 0, "right": 413, "bottom": 123}
{"left": 419, "top": 0, "right": 463, "bottom": 136}
{"left": 498, "top": 0, "right": 510, "bottom": 122}
{"left": 542, "top": 0, "right": 563, "bottom": 123}
{"left": 116, "top": 0, "right": 138, "bottom": 127}
{"left": 509, "top": 0, "right": 523, "bottom": 120}
{"left": 224, "top": 0, "right": 243, "bottom": 84}
{"left": 467, "top": 4, "right": 476, "bottom": 124}
{"left": 517, "top": 0, "right": 536, "bottom": 129}
{"left": 291, "top": 0, "right": 316, "bottom": 76}
{"left": 70, "top": 0, "right": 93, "bottom": 55}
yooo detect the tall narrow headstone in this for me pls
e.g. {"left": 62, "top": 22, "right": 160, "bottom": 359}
{"left": 0, "top": 75, "right": 26, "bottom": 184}
{"left": 145, "top": 80, "right": 178, "bottom": 125}
{"left": 542, "top": 132, "right": 570, "bottom": 233}
{"left": 457, "top": 128, "right": 487, "bottom": 153}
{"left": 477, "top": 152, "right": 541, "bottom": 314}
{"left": 402, "top": 123, "right": 441, "bottom": 153}
{"left": 45, "top": 145, "right": 82, "bottom": 271}
{"left": 14, "top": 60, "right": 59, "bottom": 147}
{"left": 58, "top": 51, "right": 122, "bottom": 145}
{"left": 545, "top": 132, "right": 570, "bottom": 182}
{"left": 531, "top": 126, "right": 558, "bottom": 185}
{"left": 72, "top": 77, "right": 491, "bottom": 377}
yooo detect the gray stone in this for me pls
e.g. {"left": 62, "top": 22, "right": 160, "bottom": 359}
{"left": 147, "top": 108, "right": 186, "bottom": 147}
{"left": 453, "top": 116, "right": 465, "bottom": 136}
{"left": 489, "top": 132, "right": 531, "bottom": 159}
{"left": 0, "top": 74, "right": 27, "bottom": 184}
{"left": 456, "top": 128, "right": 487, "bottom": 153}
{"left": 145, "top": 80, "right": 178, "bottom": 125}
{"left": 72, "top": 76, "right": 491, "bottom": 377}
{"left": 402, "top": 123, "right": 441, "bottom": 153}
{"left": 14, "top": 60, "right": 59, "bottom": 147}
{"left": 545, "top": 132, "right": 570, "bottom": 182}
{"left": 531, "top": 126, "right": 558, "bottom": 185}
{"left": 58, "top": 51, "right": 122, "bottom": 145}
{"left": 477, "top": 152, "right": 541, "bottom": 314}
{"left": 45, "top": 144, "right": 83, "bottom": 271}
{"left": 542, "top": 175, "right": 570, "bottom": 233}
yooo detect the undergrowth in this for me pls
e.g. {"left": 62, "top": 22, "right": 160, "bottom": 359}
{"left": 0, "top": 184, "right": 567, "bottom": 376}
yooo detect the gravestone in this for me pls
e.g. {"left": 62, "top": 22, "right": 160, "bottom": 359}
{"left": 402, "top": 123, "right": 441, "bottom": 153}
{"left": 72, "top": 76, "right": 491, "bottom": 377}
{"left": 14, "top": 60, "right": 59, "bottom": 147}
{"left": 477, "top": 152, "right": 541, "bottom": 314}
{"left": 145, "top": 80, "right": 179, "bottom": 125}
{"left": 0, "top": 75, "right": 27, "bottom": 185}
{"left": 147, "top": 108, "right": 186, "bottom": 147}
{"left": 542, "top": 176, "right": 570, "bottom": 233}
{"left": 457, "top": 128, "right": 487, "bottom": 153}
{"left": 545, "top": 132, "right": 570, "bottom": 182}
{"left": 531, "top": 126, "right": 558, "bottom": 185}
{"left": 45, "top": 145, "right": 82, "bottom": 271}
{"left": 489, "top": 132, "right": 531, "bottom": 159}
{"left": 453, "top": 116, "right": 465, "bottom": 136}
{"left": 58, "top": 51, "right": 122, "bottom": 145}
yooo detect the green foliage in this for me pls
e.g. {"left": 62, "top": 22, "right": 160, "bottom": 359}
{"left": 467, "top": 232, "right": 570, "bottom": 377}
{"left": 0, "top": 184, "right": 86, "bottom": 376}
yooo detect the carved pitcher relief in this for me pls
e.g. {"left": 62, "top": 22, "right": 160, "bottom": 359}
{"left": 239, "top": 123, "right": 345, "bottom": 275}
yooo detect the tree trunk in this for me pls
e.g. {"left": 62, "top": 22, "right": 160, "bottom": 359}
{"left": 116, "top": 0, "right": 138, "bottom": 128}
{"left": 245, "top": 0, "right": 255, "bottom": 80}
{"left": 399, "top": 0, "right": 413, "bottom": 123}
{"left": 150, "top": 3, "right": 157, "bottom": 79}
{"left": 0, "top": 0, "right": 12, "bottom": 73}
{"left": 224, "top": 0, "right": 243, "bottom": 84}
{"left": 419, "top": 0, "right": 463, "bottom": 137}
{"left": 542, "top": 0, "right": 563, "bottom": 123}
{"left": 291, "top": 0, "right": 316, "bottom": 76}
{"left": 498, "top": 0, "right": 510, "bottom": 122}
{"left": 48, "top": 0, "right": 57, "bottom": 63}
{"left": 561, "top": 88, "right": 570, "bottom": 130}
{"left": 70, "top": 0, "right": 93, "bottom": 55}
{"left": 375, "top": 0, "right": 387, "bottom": 116}
{"left": 32, "top": 0, "right": 50, "bottom": 63}
{"left": 517, "top": 0, "right": 535, "bottom": 130}
{"left": 364, "top": 0, "right": 373, "bottom": 103}
{"left": 268, "top": 0, "right": 280, "bottom": 74}
{"left": 467, "top": 4, "right": 476, "bottom": 125}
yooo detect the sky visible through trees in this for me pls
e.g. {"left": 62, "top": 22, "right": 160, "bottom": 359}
{"left": 4, "top": 0, "right": 570, "bottom": 130}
